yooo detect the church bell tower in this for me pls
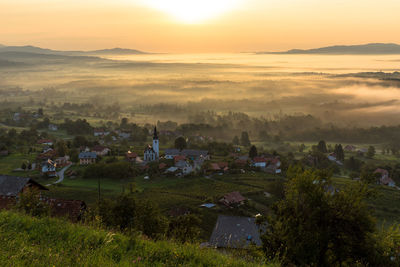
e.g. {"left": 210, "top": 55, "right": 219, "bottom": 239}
{"left": 152, "top": 126, "right": 159, "bottom": 160}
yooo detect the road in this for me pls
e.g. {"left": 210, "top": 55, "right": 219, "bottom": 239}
{"left": 54, "top": 164, "right": 72, "bottom": 184}
{"left": 46, "top": 164, "right": 72, "bottom": 186}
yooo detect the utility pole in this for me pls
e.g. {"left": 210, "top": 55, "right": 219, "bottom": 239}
{"left": 98, "top": 176, "right": 101, "bottom": 202}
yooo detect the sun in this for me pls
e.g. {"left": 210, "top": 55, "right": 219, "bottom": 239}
{"left": 141, "top": 0, "right": 243, "bottom": 23}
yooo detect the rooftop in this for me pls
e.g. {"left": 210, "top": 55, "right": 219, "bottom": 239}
{"left": 165, "top": 149, "right": 208, "bottom": 157}
{"left": 209, "top": 215, "right": 262, "bottom": 249}
{"left": 78, "top": 152, "right": 97, "bottom": 159}
{"left": 0, "top": 175, "right": 47, "bottom": 197}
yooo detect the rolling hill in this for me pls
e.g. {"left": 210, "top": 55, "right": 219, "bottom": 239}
{"left": 0, "top": 45, "right": 148, "bottom": 56}
{"left": 258, "top": 43, "right": 400, "bottom": 55}
{"left": 0, "top": 211, "right": 273, "bottom": 267}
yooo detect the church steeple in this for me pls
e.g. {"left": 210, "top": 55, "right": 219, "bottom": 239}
{"left": 153, "top": 126, "right": 158, "bottom": 140}
{"left": 152, "top": 126, "right": 159, "bottom": 160}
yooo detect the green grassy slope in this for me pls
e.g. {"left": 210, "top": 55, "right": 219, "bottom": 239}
{"left": 0, "top": 211, "right": 274, "bottom": 267}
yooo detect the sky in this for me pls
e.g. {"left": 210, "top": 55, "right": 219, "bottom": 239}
{"left": 1, "top": 0, "right": 400, "bottom": 53}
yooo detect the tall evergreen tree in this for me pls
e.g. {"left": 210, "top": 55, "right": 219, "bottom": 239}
{"left": 317, "top": 140, "right": 327, "bottom": 153}
{"left": 240, "top": 131, "right": 251, "bottom": 147}
{"left": 334, "top": 144, "right": 345, "bottom": 161}
{"left": 249, "top": 145, "right": 258, "bottom": 159}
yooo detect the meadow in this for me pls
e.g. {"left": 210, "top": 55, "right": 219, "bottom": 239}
{"left": 0, "top": 210, "right": 275, "bottom": 267}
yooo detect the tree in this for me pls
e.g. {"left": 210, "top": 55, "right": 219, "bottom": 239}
{"left": 38, "top": 108, "right": 44, "bottom": 116}
{"left": 317, "top": 140, "right": 327, "bottom": 153}
{"left": 232, "top": 136, "right": 239, "bottom": 145}
{"left": 367, "top": 146, "right": 376, "bottom": 159}
{"left": 262, "top": 169, "right": 377, "bottom": 266}
{"left": 73, "top": 135, "right": 88, "bottom": 148}
{"left": 174, "top": 136, "right": 187, "bottom": 151}
{"left": 69, "top": 149, "right": 79, "bottom": 163}
{"left": 99, "top": 195, "right": 168, "bottom": 239}
{"left": 360, "top": 169, "right": 379, "bottom": 184}
{"left": 120, "top": 117, "right": 129, "bottom": 128}
{"left": 55, "top": 140, "right": 68, "bottom": 157}
{"left": 334, "top": 144, "right": 345, "bottom": 161}
{"left": 249, "top": 145, "right": 258, "bottom": 159}
{"left": 240, "top": 131, "right": 251, "bottom": 147}
{"left": 21, "top": 162, "right": 27, "bottom": 171}
{"left": 345, "top": 156, "right": 363, "bottom": 172}
{"left": 167, "top": 214, "right": 202, "bottom": 243}
{"left": 299, "top": 143, "right": 306, "bottom": 153}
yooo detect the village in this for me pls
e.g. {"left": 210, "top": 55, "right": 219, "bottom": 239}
{"left": 1, "top": 123, "right": 286, "bottom": 247}
{"left": 2, "top": 112, "right": 400, "bottom": 249}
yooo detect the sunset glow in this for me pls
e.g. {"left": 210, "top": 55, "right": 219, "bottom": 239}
{"left": 141, "top": 0, "right": 242, "bottom": 23}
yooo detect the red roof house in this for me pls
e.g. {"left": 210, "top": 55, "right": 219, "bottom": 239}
{"left": 174, "top": 155, "right": 187, "bottom": 163}
{"left": 220, "top": 191, "right": 246, "bottom": 207}
{"left": 37, "top": 139, "right": 53, "bottom": 145}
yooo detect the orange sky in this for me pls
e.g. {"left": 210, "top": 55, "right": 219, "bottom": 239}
{"left": 1, "top": 0, "right": 400, "bottom": 53}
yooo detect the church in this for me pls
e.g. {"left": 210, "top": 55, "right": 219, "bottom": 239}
{"left": 143, "top": 127, "right": 159, "bottom": 162}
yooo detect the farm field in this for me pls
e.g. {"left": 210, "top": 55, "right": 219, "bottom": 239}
{"left": 39, "top": 165, "right": 400, "bottom": 240}
{"left": 42, "top": 171, "right": 282, "bottom": 240}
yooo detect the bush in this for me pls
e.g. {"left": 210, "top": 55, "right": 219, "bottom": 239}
{"left": 167, "top": 214, "right": 202, "bottom": 243}
{"left": 98, "top": 194, "right": 168, "bottom": 239}
{"left": 14, "top": 188, "right": 50, "bottom": 217}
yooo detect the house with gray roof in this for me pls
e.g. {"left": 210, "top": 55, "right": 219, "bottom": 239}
{"left": 0, "top": 175, "right": 48, "bottom": 197}
{"left": 79, "top": 152, "right": 97, "bottom": 165}
{"left": 209, "top": 215, "right": 263, "bottom": 249}
{"left": 0, "top": 175, "right": 48, "bottom": 209}
{"left": 164, "top": 149, "right": 209, "bottom": 160}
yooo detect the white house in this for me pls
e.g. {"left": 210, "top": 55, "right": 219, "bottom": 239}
{"left": 94, "top": 129, "right": 110, "bottom": 137}
{"left": 91, "top": 145, "right": 111, "bottom": 156}
{"left": 118, "top": 131, "right": 131, "bottom": 139}
{"left": 175, "top": 160, "right": 194, "bottom": 175}
{"left": 42, "top": 159, "right": 57, "bottom": 177}
{"left": 375, "top": 168, "right": 396, "bottom": 187}
{"left": 48, "top": 124, "right": 58, "bottom": 131}
{"left": 13, "top": 113, "right": 20, "bottom": 122}
{"left": 253, "top": 157, "right": 267, "bottom": 168}
{"left": 37, "top": 139, "right": 53, "bottom": 146}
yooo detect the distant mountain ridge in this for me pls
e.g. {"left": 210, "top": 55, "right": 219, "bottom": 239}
{"left": 87, "top": 48, "right": 146, "bottom": 55}
{"left": 257, "top": 43, "right": 400, "bottom": 55}
{"left": 0, "top": 45, "right": 148, "bottom": 55}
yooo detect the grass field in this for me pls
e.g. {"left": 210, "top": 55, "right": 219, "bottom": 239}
{"left": 0, "top": 152, "right": 38, "bottom": 176}
{"left": 4, "top": 137, "right": 400, "bottom": 243}
{"left": 0, "top": 211, "right": 275, "bottom": 267}
{"left": 42, "top": 171, "right": 283, "bottom": 240}
{"left": 331, "top": 176, "right": 400, "bottom": 226}
{"left": 41, "top": 164, "right": 400, "bottom": 239}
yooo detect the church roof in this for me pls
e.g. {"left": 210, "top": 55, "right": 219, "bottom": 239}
{"left": 153, "top": 126, "right": 158, "bottom": 140}
{"left": 144, "top": 145, "right": 155, "bottom": 153}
